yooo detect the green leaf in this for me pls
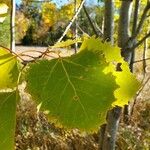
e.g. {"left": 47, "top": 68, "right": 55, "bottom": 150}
{"left": 112, "top": 62, "right": 141, "bottom": 106}
{"left": 52, "top": 38, "right": 81, "bottom": 48}
{"left": 25, "top": 37, "right": 140, "bottom": 131}
{"left": 0, "top": 47, "right": 19, "bottom": 89}
{"left": 26, "top": 50, "right": 118, "bottom": 131}
{"left": 80, "top": 37, "right": 140, "bottom": 106}
{"left": 0, "top": 91, "right": 18, "bottom": 150}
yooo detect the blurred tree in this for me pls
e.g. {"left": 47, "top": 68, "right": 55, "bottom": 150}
{"left": 0, "top": 15, "right": 10, "bottom": 47}
{"left": 15, "top": 11, "right": 30, "bottom": 44}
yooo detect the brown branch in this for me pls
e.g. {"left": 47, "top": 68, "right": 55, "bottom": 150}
{"left": 77, "top": 23, "right": 89, "bottom": 35}
{"left": 132, "top": 57, "right": 150, "bottom": 64}
{"left": 18, "top": 50, "right": 43, "bottom": 54}
{"left": 19, "top": 54, "right": 38, "bottom": 59}
{"left": 132, "top": 31, "right": 150, "bottom": 49}
{"left": 57, "top": 0, "right": 85, "bottom": 43}
{"left": 94, "top": 21, "right": 103, "bottom": 36}
{"left": 41, "top": 0, "right": 85, "bottom": 59}
{"left": 0, "top": 45, "right": 24, "bottom": 62}
{"left": 143, "top": 39, "right": 147, "bottom": 75}
{"left": 132, "top": 0, "right": 140, "bottom": 35}
{"left": 132, "top": 2, "right": 150, "bottom": 39}
{"left": 83, "top": 5, "right": 99, "bottom": 37}
{"left": 131, "top": 76, "right": 150, "bottom": 116}
{"left": 130, "top": 0, "right": 140, "bottom": 72}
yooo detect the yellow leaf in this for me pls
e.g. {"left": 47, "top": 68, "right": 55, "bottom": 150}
{"left": 0, "top": 3, "right": 8, "bottom": 22}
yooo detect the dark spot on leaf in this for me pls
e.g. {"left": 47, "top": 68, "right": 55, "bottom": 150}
{"left": 116, "top": 63, "right": 122, "bottom": 71}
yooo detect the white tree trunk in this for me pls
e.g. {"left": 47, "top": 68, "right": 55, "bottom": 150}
{"left": 74, "top": 0, "right": 78, "bottom": 53}
{"left": 11, "top": 0, "right": 16, "bottom": 52}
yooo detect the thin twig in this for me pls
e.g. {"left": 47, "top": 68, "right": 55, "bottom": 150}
{"left": 130, "top": 0, "right": 140, "bottom": 72}
{"left": 132, "top": 0, "right": 140, "bottom": 35}
{"left": 132, "top": 57, "right": 150, "bottom": 64}
{"left": 77, "top": 23, "right": 89, "bottom": 35}
{"left": 94, "top": 21, "right": 103, "bottom": 36}
{"left": 57, "top": 0, "right": 85, "bottom": 43}
{"left": 40, "top": 0, "right": 85, "bottom": 59}
{"left": 0, "top": 44, "right": 24, "bottom": 62}
{"left": 74, "top": 0, "right": 78, "bottom": 53}
{"left": 132, "top": 2, "right": 150, "bottom": 39}
{"left": 143, "top": 39, "right": 147, "bottom": 75}
{"left": 132, "top": 31, "right": 150, "bottom": 49}
{"left": 19, "top": 54, "right": 38, "bottom": 59}
{"left": 131, "top": 76, "right": 150, "bottom": 116}
{"left": 83, "top": 5, "right": 99, "bottom": 37}
{"left": 18, "top": 50, "right": 43, "bottom": 54}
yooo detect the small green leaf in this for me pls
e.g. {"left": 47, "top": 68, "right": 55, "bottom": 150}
{"left": 0, "top": 91, "right": 18, "bottom": 150}
{"left": 0, "top": 47, "right": 19, "bottom": 89}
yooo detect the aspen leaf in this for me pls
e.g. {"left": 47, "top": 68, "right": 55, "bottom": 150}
{"left": 0, "top": 47, "right": 19, "bottom": 89}
{"left": 80, "top": 37, "right": 140, "bottom": 106}
{"left": 0, "top": 91, "right": 18, "bottom": 150}
{"left": 26, "top": 50, "right": 117, "bottom": 131}
{"left": 25, "top": 37, "right": 140, "bottom": 131}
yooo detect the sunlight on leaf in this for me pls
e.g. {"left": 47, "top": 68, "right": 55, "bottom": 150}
{"left": 0, "top": 47, "right": 19, "bottom": 89}
{"left": 26, "top": 50, "right": 117, "bottom": 132}
{"left": 80, "top": 37, "right": 140, "bottom": 106}
{"left": 52, "top": 39, "right": 81, "bottom": 48}
{"left": 0, "top": 3, "right": 8, "bottom": 23}
{"left": 25, "top": 37, "right": 140, "bottom": 131}
{"left": 0, "top": 3, "right": 8, "bottom": 14}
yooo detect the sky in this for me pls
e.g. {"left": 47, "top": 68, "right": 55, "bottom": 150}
{"left": 16, "top": 0, "right": 100, "bottom": 6}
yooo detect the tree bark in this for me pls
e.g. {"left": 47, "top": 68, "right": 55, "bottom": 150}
{"left": 124, "top": 0, "right": 140, "bottom": 124}
{"left": 130, "top": 0, "right": 140, "bottom": 71}
{"left": 99, "top": 1, "right": 121, "bottom": 150}
{"left": 10, "top": 0, "right": 16, "bottom": 52}
{"left": 103, "top": 0, "right": 114, "bottom": 44}
{"left": 118, "top": 0, "right": 133, "bottom": 62}
{"left": 118, "top": 1, "right": 133, "bottom": 125}
{"left": 74, "top": 0, "right": 78, "bottom": 53}
{"left": 102, "top": 107, "right": 122, "bottom": 150}
{"left": 143, "top": 38, "right": 147, "bottom": 75}
{"left": 99, "top": 1, "right": 133, "bottom": 150}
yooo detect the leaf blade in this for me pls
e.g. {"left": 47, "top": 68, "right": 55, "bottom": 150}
{"left": 26, "top": 49, "right": 118, "bottom": 131}
{"left": 0, "top": 91, "right": 18, "bottom": 150}
{"left": 0, "top": 47, "right": 19, "bottom": 89}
